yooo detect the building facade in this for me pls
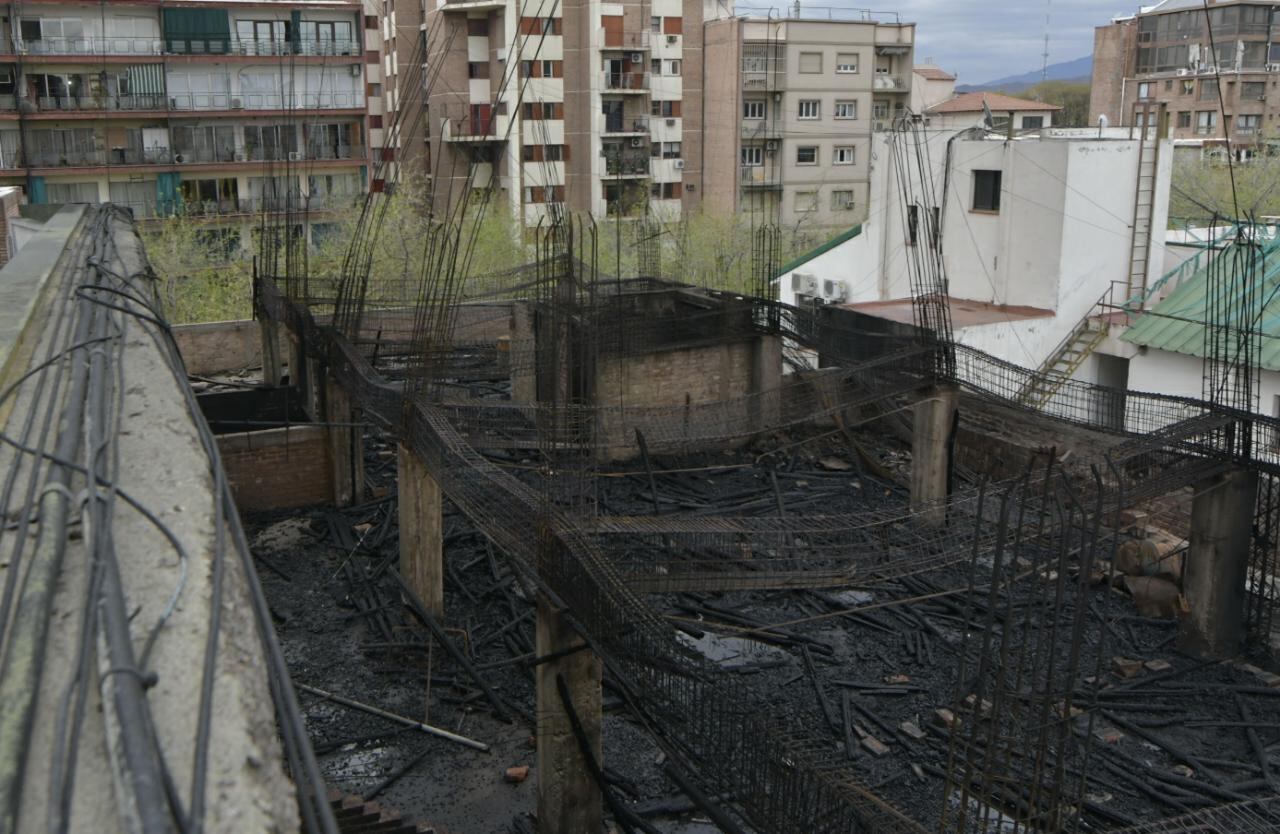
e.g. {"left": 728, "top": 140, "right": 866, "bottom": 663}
{"left": 700, "top": 15, "right": 914, "bottom": 228}
{"left": 925, "top": 91, "right": 1060, "bottom": 131}
{"left": 1090, "top": 1, "right": 1280, "bottom": 152}
{"left": 418, "top": 0, "right": 704, "bottom": 226}
{"left": 0, "top": 0, "right": 378, "bottom": 246}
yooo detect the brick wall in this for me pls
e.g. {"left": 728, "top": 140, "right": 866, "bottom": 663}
{"left": 1090, "top": 21, "right": 1135, "bottom": 127}
{"left": 218, "top": 425, "right": 333, "bottom": 511}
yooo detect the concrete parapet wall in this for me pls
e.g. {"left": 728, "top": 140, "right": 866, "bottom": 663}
{"left": 218, "top": 425, "right": 334, "bottom": 511}
{"left": 173, "top": 319, "right": 286, "bottom": 376}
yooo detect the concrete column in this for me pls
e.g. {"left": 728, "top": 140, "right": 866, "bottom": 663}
{"left": 509, "top": 302, "right": 536, "bottom": 407}
{"left": 536, "top": 595, "right": 602, "bottom": 834}
{"left": 1179, "top": 468, "right": 1258, "bottom": 658}
{"left": 397, "top": 443, "right": 443, "bottom": 618}
{"left": 910, "top": 385, "right": 959, "bottom": 525}
{"left": 748, "top": 334, "right": 782, "bottom": 433}
{"left": 260, "top": 315, "right": 283, "bottom": 387}
{"left": 323, "top": 372, "right": 364, "bottom": 507}
{"left": 287, "top": 331, "right": 304, "bottom": 391}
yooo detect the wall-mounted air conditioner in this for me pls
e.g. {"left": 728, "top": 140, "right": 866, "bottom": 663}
{"left": 665, "top": 118, "right": 675, "bottom": 126}
{"left": 1177, "top": 68, "right": 1191, "bottom": 76}
{"left": 822, "top": 279, "right": 847, "bottom": 302}
{"left": 630, "top": 52, "right": 642, "bottom": 63}
{"left": 288, "top": 151, "right": 303, "bottom": 161}
{"left": 791, "top": 272, "right": 818, "bottom": 296}
{"left": 666, "top": 35, "right": 678, "bottom": 44}
{"left": 630, "top": 136, "right": 644, "bottom": 147}
{"left": 674, "top": 159, "right": 684, "bottom": 168}
{"left": 230, "top": 97, "right": 243, "bottom": 108}
{"left": 765, "top": 139, "right": 778, "bottom": 152}
{"left": 350, "top": 64, "right": 362, "bottom": 77}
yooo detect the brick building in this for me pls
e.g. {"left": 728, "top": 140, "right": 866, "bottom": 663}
{"left": 0, "top": 0, "right": 380, "bottom": 247}
{"left": 1090, "top": 1, "right": 1280, "bottom": 155}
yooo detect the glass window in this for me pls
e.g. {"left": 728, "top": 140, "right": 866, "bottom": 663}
{"left": 744, "top": 100, "right": 765, "bottom": 119}
{"left": 834, "top": 146, "right": 855, "bottom": 164}
{"left": 972, "top": 169, "right": 1001, "bottom": 212}
{"left": 741, "top": 146, "right": 763, "bottom": 166}
{"left": 796, "top": 146, "right": 817, "bottom": 164}
{"left": 832, "top": 190, "right": 854, "bottom": 211}
{"left": 834, "top": 100, "right": 857, "bottom": 119}
{"left": 798, "top": 99, "right": 820, "bottom": 119}
{"left": 835, "top": 53, "right": 858, "bottom": 73}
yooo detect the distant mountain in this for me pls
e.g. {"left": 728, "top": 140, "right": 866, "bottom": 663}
{"left": 958, "top": 56, "right": 1093, "bottom": 93}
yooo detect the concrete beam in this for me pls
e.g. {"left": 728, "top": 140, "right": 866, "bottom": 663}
{"left": 536, "top": 596, "right": 602, "bottom": 834}
{"left": 1179, "top": 468, "right": 1258, "bottom": 658}
{"left": 397, "top": 443, "right": 443, "bottom": 619}
{"left": 323, "top": 372, "right": 364, "bottom": 507}
{"left": 910, "top": 385, "right": 958, "bottom": 525}
{"left": 260, "top": 315, "right": 284, "bottom": 387}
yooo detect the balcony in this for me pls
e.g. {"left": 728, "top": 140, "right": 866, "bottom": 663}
{"left": 599, "top": 29, "right": 649, "bottom": 51}
{"left": 603, "top": 117, "right": 649, "bottom": 135}
{"left": 873, "top": 74, "right": 908, "bottom": 91}
{"left": 742, "top": 71, "right": 784, "bottom": 91}
{"left": 602, "top": 72, "right": 648, "bottom": 93}
{"left": 25, "top": 94, "right": 167, "bottom": 113}
{"left": 740, "top": 122, "right": 782, "bottom": 139}
{"left": 166, "top": 92, "right": 364, "bottom": 111}
{"left": 740, "top": 166, "right": 780, "bottom": 188}
{"left": 442, "top": 113, "right": 508, "bottom": 142}
{"left": 12, "top": 36, "right": 360, "bottom": 58}
{"left": 604, "top": 154, "right": 650, "bottom": 178}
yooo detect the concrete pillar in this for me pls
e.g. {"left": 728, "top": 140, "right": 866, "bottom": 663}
{"left": 910, "top": 385, "right": 958, "bottom": 525}
{"left": 323, "top": 372, "right": 364, "bottom": 507}
{"left": 1179, "top": 468, "right": 1258, "bottom": 658}
{"left": 260, "top": 315, "right": 283, "bottom": 387}
{"left": 397, "top": 443, "right": 443, "bottom": 618}
{"left": 510, "top": 301, "right": 536, "bottom": 407}
{"left": 536, "top": 595, "right": 602, "bottom": 834}
{"left": 748, "top": 334, "right": 782, "bottom": 433}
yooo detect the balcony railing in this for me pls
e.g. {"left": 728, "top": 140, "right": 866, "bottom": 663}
{"left": 603, "top": 72, "right": 648, "bottom": 92}
{"left": 740, "top": 165, "right": 780, "bottom": 187}
{"left": 12, "top": 36, "right": 359, "bottom": 58}
{"left": 603, "top": 117, "right": 649, "bottom": 134}
{"left": 166, "top": 92, "right": 364, "bottom": 111}
{"left": 873, "top": 74, "right": 907, "bottom": 91}
{"left": 605, "top": 155, "right": 650, "bottom": 176}
{"left": 28, "top": 94, "right": 167, "bottom": 112}
{"left": 599, "top": 29, "right": 650, "bottom": 51}
{"left": 742, "top": 71, "right": 784, "bottom": 90}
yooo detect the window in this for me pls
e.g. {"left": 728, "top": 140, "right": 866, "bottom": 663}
{"left": 650, "top": 16, "right": 661, "bottom": 32}
{"left": 651, "top": 182, "right": 678, "bottom": 199}
{"left": 1200, "top": 80, "right": 1219, "bottom": 101}
{"left": 651, "top": 100, "right": 680, "bottom": 117}
{"left": 1197, "top": 110, "right": 1217, "bottom": 134}
{"left": 798, "top": 99, "right": 820, "bottom": 119}
{"left": 523, "top": 185, "right": 564, "bottom": 203}
{"left": 1239, "top": 114, "right": 1262, "bottom": 134}
{"left": 741, "top": 146, "right": 763, "bottom": 166}
{"left": 518, "top": 16, "right": 560, "bottom": 35}
{"left": 1243, "top": 81, "right": 1266, "bottom": 100}
{"left": 662, "top": 142, "right": 682, "bottom": 159}
{"left": 468, "top": 61, "right": 489, "bottom": 79}
{"left": 972, "top": 169, "right": 1001, "bottom": 212}
{"left": 45, "top": 181, "right": 99, "bottom": 204}
{"left": 744, "top": 100, "right": 766, "bottom": 119}
{"left": 1177, "top": 110, "right": 1192, "bottom": 128}
{"left": 832, "top": 190, "right": 855, "bottom": 211}
{"left": 798, "top": 52, "right": 823, "bottom": 73}
{"left": 467, "top": 18, "right": 489, "bottom": 36}
{"left": 906, "top": 203, "right": 920, "bottom": 245}
{"left": 663, "top": 17, "right": 683, "bottom": 35}
{"left": 523, "top": 101, "right": 561, "bottom": 120}
{"left": 651, "top": 58, "right": 662, "bottom": 75}
{"left": 793, "top": 190, "right": 818, "bottom": 212}
{"left": 873, "top": 100, "right": 889, "bottom": 120}
{"left": 1137, "top": 82, "right": 1152, "bottom": 100}
{"left": 835, "top": 53, "right": 858, "bottom": 73}
{"left": 1182, "top": 80, "right": 1195, "bottom": 95}
{"left": 1164, "top": 79, "right": 1173, "bottom": 91}
{"left": 667, "top": 59, "right": 681, "bottom": 76}
{"left": 834, "top": 100, "right": 857, "bottom": 119}
{"left": 834, "top": 146, "right": 855, "bottom": 164}
{"left": 1021, "top": 115, "right": 1044, "bottom": 129}
{"left": 796, "top": 146, "right": 817, "bottom": 165}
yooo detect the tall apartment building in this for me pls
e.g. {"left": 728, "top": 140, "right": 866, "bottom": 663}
{"left": 0, "top": 0, "right": 379, "bottom": 246}
{"left": 418, "top": 0, "right": 703, "bottom": 226}
{"left": 701, "top": 15, "right": 914, "bottom": 227}
{"left": 1091, "top": 1, "right": 1280, "bottom": 152}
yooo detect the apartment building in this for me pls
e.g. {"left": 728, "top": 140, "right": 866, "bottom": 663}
{"left": 701, "top": 15, "right": 914, "bottom": 228}
{"left": 0, "top": 0, "right": 378, "bottom": 246}
{"left": 418, "top": 0, "right": 703, "bottom": 226}
{"left": 1091, "top": 0, "right": 1280, "bottom": 153}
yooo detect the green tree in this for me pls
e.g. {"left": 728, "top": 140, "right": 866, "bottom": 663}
{"left": 998, "top": 80, "right": 1091, "bottom": 127}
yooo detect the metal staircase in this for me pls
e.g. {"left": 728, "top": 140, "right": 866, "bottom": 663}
{"left": 1019, "top": 122, "right": 1163, "bottom": 409}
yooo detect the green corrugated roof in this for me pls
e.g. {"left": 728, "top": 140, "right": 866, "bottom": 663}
{"left": 774, "top": 224, "right": 863, "bottom": 279}
{"left": 1122, "top": 237, "right": 1280, "bottom": 370}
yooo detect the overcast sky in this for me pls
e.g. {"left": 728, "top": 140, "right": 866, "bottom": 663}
{"left": 767, "top": 1, "right": 1135, "bottom": 84}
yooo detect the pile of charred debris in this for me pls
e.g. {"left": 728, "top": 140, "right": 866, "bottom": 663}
{"left": 248, "top": 421, "right": 1280, "bottom": 834}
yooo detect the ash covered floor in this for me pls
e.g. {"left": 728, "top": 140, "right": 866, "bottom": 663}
{"left": 250, "top": 424, "right": 1280, "bottom": 833}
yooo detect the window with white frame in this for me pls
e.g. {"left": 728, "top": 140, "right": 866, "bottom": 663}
{"left": 667, "top": 59, "right": 681, "bottom": 76}
{"left": 796, "top": 145, "right": 817, "bottom": 164}
{"left": 835, "top": 53, "right": 858, "bottom": 73}
{"left": 662, "top": 141, "right": 681, "bottom": 159}
{"left": 832, "top": 190, "right": 855, "bottom": 211}
{"left": 834, "top": 146, "right": 855, "bottom": 164}
{"left": 744, "top": 100, "right": 766, "bottom": 119}
{"left": 794, "top": 190, "right": 818, "bottom": 212}
{"left": 798, "top": 99, "right": 820, "bottom": 119}
{"left": 834, "top": 100, "right": 857, "bottom": 119}
{"left": 742, "top": 146, "right": 763, "bottom": 166}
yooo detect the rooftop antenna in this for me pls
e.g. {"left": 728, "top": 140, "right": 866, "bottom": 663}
{"left": 792, "top": 0, "right": 800, "bottom": 18}
{"left": 1040, "top": 0, "right": 1052, "bottom": 86}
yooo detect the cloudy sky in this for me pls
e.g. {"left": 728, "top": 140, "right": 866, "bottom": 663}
{"left": 746, "top": 1, "right": 1135, "bottom": 84}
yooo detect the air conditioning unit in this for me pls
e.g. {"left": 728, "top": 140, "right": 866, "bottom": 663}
{"left": 1268, "top": 63, "right": 1280, "bottom": 72}
{"left": 666, "top": 35, "right": 678, "bottom": 44}
{"left": 288, "top": 151, "right": 303, "bottom": 161}
{"left": 630, "top": 136, "right": 644, "bottom": 147}
{"left": 633, "top": 120, "right": 647, "bottom": 131}
{"left": 674, "top": 159, "right": 684, "bottom": 168}
{"left": 822, "top": 279, "right": 847, "bottom": 302}
{"left": 630, "top": 52, "right": 642, "bottom": 63}
{"left": 790, "top": 272, "right": 818, "bottom": 296}
{"left": 1177, "top": 68, "right": 1191, "bottom": 76}
{"left": 350, "top": 64, "right": 362, "bottom": 77}
{"left": 665, "top": 118, "right": 675, "bottom": 126}
{"left": 230, "top": 97, "right": 243, "bottom": 108}
{"left": 765, "top": 139, "right": 778, "bottom": 151}
{"left": 234, "top": 152, "right": 247, "bottom": 161}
